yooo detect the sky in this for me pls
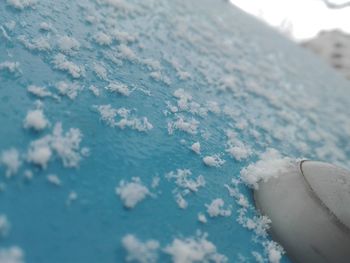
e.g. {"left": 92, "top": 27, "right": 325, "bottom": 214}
{"left": 231, "top": 0, "right": 350, "bottom": 41}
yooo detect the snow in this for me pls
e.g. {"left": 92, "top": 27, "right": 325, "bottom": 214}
{"left": 205, "top": 198, "right": 231, "bottom": 217}
{"left": 6, "top": 0, "right": 35, "bottom": 10}
{"left": 0, "top": 61, "right": 20, "bottom": 74}
{"left": 27, "top": 122, "right": 84, "bottom": 168}
{"left": 168, "top": 117, "right": 199, "bottom": 135}
{"left": 122, "top": 234, "right": 159, "bottom": 263}
{"left": 166, "top": 169, "right": 205, "bottom": 192}
{"left": 24, "top": 109, "right": 48, "bottom": 131}
{"left": 118, "top": 44, "right": 137, "bottom": 61}
{"left": 190, "top": 142, "right": 201, "bottom": 154}
{"left": 27, "top": 85, "right": 56, "bottom": 99}
{"left": 164, "top": 232, "right": 227, "bottom": 263}
{"left": 27, "top": 143, "right": 52, "bottom": 169}
{"left": 57, "top": 36, "right": 80, "bottom": 54}
{"left": 88, "top": 85, "right": 100, "bottom": 96}
{"left": 202, "top": 155, "right": 225, "bottom": 167}
{"left": 225, "top": 130, "right": 252, "bottom": 161}
{"left": 52, "top": 54, "right": 84, "bottom": 78}
{"left": 55, "top": 81, "right": 82, "bottom": 100}
{"left": 115, "top": 177, "right": 150, "bottom": 208}
{"left": 94, "top": 105, "right": 153, "bottom": 132}
{"left": 0, "top": 148, "right": 21, "bottom": 177}
{"left": 0, "top": 215, "right": 10, "bottom": 237}
{"left": 0, "top": 246, "right": 24, "bottom": 263}
{"left": 265, "top": 241, "right": 284, "bottom": 263}
{"left": 240, "top": 148, "right": 297, "bottom": 189}
{"left": 93, "top": 63, "right": 108, "bottom": 80}
{"left": 198, "top": 213, "right": 207, "bottom": 224}
{"left": 18, "top": 35, "right": 51, "bottom": 52}
{"left": 47, "top": 174, "right": 61, "bottom": 186}
{"left": 105, "top": 82, "right": 130, "bottom": 96}
{"left": 23, "top": 170, "right": 33, "bottom": 180}
{"left": 93, "top": 32, "right": 112, "bottom": 46}
{"left": 175, "top": 193, "right": 188, "bottom": 209}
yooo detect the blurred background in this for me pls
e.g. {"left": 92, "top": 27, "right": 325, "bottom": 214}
{"left": 231, "top": 0, "right": 350, "bottom": 79}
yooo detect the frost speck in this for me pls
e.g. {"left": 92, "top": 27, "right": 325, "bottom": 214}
{"left": 47, "top": 174, "right": 61, "bottom": 186}
{"left": 166, "top": 169, "right": 205, "bottom": 192}
{"left": 52, "top": 54, "right": 84, "bottom": 79}
{"left": 164, "top": 232, "right": 227, "bottom": 263}
{"left": 57, "top": 36, "right": 80, "bottom": 54}
{"left": 116, "top": 177, "right": 150, "bottom": 208}
{"left": 206, "top": 198, "right": 231, "bottom": 218}
{"left": 191, "top": 142, "right": 201, "bottom": 155}
{"left": 197, "top": 213, "right": 207, "bottom": 224}
{"left": 1, "top": 148, "right": 21, "bottom": 177}
{"left": 122, "top": 234, "right": 160, "bottom": 263}
{"left": 0, "top": 61, "right": 20, "bottom": 74}
{"left": 24, "top": 109, "right": 48, "bottom": 131}
{"left": 202, "top": 155, "right": 225, "bottom": 167}
{"left": 105, "top": 81, "right": 130, "bottom": 96}
{"left": 55, "top": 81, "right": 82, "bottom": 100}
{"left": 27, "top": 122, "right": 84, "bottom": 169}
{"left": 168, "top": 117, "right": 199, "bottom": 135}
{"left": 6, "top": 0, "right": 35, "bottom": 10}
{"left": 0, "top": 215, "right": 10, "bottom": 237}
{"left": 94, "top": 105, "right": 153, "bottom": 132}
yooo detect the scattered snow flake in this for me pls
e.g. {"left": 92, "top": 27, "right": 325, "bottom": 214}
{"left": 88, "top": 85, "right": 100, "bottom": 96}
{"left": 67, "top": 191, "right": 78, "bottom": 205}
{"left": 6, "top": 0, "right": 35, "bottom": 9}
{"left": 151, "top": 176, "right": 160, "bottom": 188}
{"left": 27, "top": 142, "right": 52, "bottom": 169}
{"left": 164, "top": 232, "right": 227, "bottom": 263}
{"left": 240, "top": 148, "right": 297, "bottom": 189}
{"left": 1, "top": 148, "right": 21, "bottom": 177}
{"left": 39, "top": 22, "right": 53, "bottom": 31}
{"left": 18, "top": 35, "right": 51, "bottom": 51}
{"left": 0, "top": 215, "right": 10, "bottom": 237}
{"left": 27, "top": 122, "right": 84, "bottom": 168}
{"left": 105, "top": 81, "right": 130, "bottom": 96}
{"left": 94, "top": 105, "right": 153, "bottom": 132}
{"left": 172, "top": 89, "right": 207, "bottom": 116}
{"left": 207, "top": 101, "right": 221, "bottom": 114}
{"left": 122, "top": 234, "right": 159, "bottom": 263}
{"left": 175, "top": 193, "right": 188, "bottom": 209}
{"left": 225, "top": 130, "right": 252, "bottom": 161}
{"left": 166, "top": 169, "right": 205, "bottom": 192}
{"left": 202, "top": 155, "right": 225, "bottom": 167}
{"left": 191, "top": 142, "right": 201, "bottom": 154}
{"left": 27, "top": 85, "right": 56, "bottom": 99}
{"left": 265, "top": 241, "right": 284, "bottom": 263}
{"left": 149, "top": 71, "right": 171, "bottom": 85}
{"left": 47, "top": 174, "right": 61, "bottom": 186}
{"left": 23, "top": 170, "right": 33, "bottom": 180}
{"left": 55, "top": 81, "right": 82, "bottom": 100}
{"left": 93, "top": 63, "right": 108, "bottom": 80}
{"left": 251, "top": 251, "right": 264, "bottom": 263}
{"left": 205, "top": 198, "right": 231, "bottom": 217}
{"left": 168, "top": 116, "right": 199, "bottom": 135}
{"left": 112, "top": 31, "right": 137, "bottom": 44}
{"left": 52, "top": 53, "right": 84, "bottom": 78}
{"left": 24, "top": 109, "right": 48, "bottom": 131}
{"left": 0, "top": 61, "right": 20, "bottom": 74}
{"left": 118, "top": 44, "right": 137, "bottom": 61}
{"left": 93, "top": 32, "right": 112, "bottom": 46}
{"left": 57, "top": 36, "right": 80, "bottom": 54}
{"left": 116, "top": 177, "right": 150, "bottom": 208}
{"left": 197, "top": 213, "right": 207, "bottom": 224}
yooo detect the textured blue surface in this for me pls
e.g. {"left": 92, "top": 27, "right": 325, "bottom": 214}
{"left": 0, "top": 0, "right": 350, "bottom": 262}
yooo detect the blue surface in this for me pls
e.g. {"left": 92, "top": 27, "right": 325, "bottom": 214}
{"left": 0, "top": 0, "right": 350, "bottom": 262}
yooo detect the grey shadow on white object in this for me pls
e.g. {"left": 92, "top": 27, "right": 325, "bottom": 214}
{"left": 254, "top": 160, "right": 350, "bottom": 263}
